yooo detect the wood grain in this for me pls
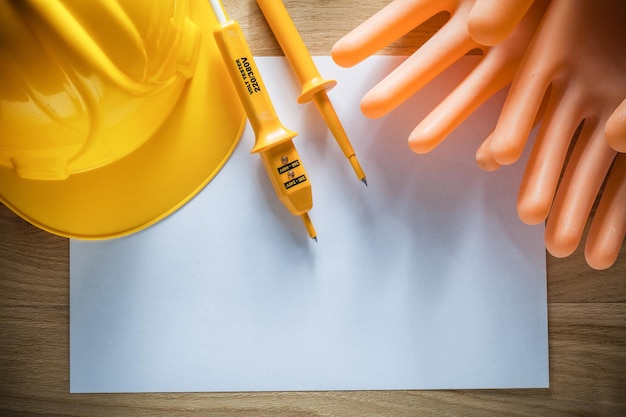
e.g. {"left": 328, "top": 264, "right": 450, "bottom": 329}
{"left": 1, "top": 0, "right": 625, "bottom": 415}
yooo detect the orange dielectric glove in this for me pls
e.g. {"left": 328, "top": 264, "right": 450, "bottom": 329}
{"left": 478, "top": 0, "right": 626, "bottom": 269}
{"left": 333, "top": 0, "right": 626, "bottom": 269}
{"left": 331, "top": 0, "right": 548, "bottom": 154}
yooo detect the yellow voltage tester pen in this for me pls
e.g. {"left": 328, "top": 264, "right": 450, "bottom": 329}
{"left": 255, "top": 0, "right": 367, "bottom": 186}
{"left": 208, "top": 0, "right": 317, "bottom": 240}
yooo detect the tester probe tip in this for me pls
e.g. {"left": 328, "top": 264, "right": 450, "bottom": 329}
{"left": 301, "top": 212, "right": 317, "bottom": 241}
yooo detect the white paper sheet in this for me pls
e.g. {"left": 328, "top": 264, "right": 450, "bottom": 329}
{"left": 70, "top": 56, "right": 548, "bottom": 393}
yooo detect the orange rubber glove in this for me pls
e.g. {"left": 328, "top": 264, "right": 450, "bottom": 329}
{"left": 478, "top": 0, "right": 626, "bottom": 269}
{"left": 331, "top": 0, "right": 548, "bottom": 154}
{"left": 333, "top": 0, "right": 625, "bottom": 269}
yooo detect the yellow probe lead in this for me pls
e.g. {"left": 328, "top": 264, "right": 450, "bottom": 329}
{"left": 256, "top": 0, "right": 367, "bottom": 186}
{"left": 208, "top": 0, "right": 317, "bottom": 241}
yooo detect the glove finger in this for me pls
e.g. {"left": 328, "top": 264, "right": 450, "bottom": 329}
{"left": 360, "top": 1, "right": 478, "bottom": 119}
{"left": 585, "top": 153, "right": 626, "bottom": 270}
{"left": 488, "top": 56, "right": 553, "bottom": 166}
{"left": 476, "top": 82, "right": 550, "bottom": 171}
{"left": 476, "top": 132, "right": 501, "bottom": 171}
{"left": 331, "top": 0, "right": 455, "bottom": 68}
{"left": 517, "top": 85, "right": 585, "bottom": 225}
{"left": 467, "top": 0, "right": 536, "bottom": 45}
{"left": 605, "top": 97, "right": 626, "bottom": 153}
{"left": 545, "top": 121, "right": 617, "bottom": 258}
{"left": 408, "top": 49, "right": 515, "bottom": 153}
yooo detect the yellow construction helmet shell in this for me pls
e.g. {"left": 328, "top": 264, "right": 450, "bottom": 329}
{"left": 0, "top": 0, "right": 245, "bottom": 239}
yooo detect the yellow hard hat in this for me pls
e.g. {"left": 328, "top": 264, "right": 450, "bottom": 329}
{"left": 0, "top": 0, "right": 245, "bottom": 238}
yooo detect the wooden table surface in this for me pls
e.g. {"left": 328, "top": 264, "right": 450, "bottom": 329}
{"left": 1, "top": 1, "right": 625, "bottom": 415}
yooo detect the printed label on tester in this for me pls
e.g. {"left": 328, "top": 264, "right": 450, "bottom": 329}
{"left": 235, "top": 57, "right": 261, "bottom": 95}
{"left": 284, "top": 175, "right": 307, "bottom": 189}
{"left": 277, "top": 159, "right": 300, "bottom": 175}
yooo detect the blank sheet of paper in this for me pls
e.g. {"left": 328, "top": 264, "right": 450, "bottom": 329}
{"left": 70, "top": 56, "right": 548, "bottom": 393}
